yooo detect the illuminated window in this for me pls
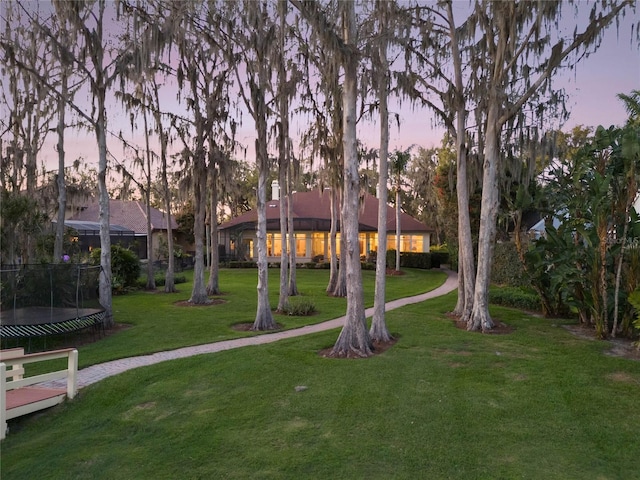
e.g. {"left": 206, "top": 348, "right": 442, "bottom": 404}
{"left": 358, "top": 233, "right": 368, "bottom": 256}
{"left": 311, "top": 233, "right": 325, "bottom": 257}
{"left": 267, "top": 234, "right": 283, "bottom": 257}
{"left": 269, "top": 234, "right": 308, "bottom": 257}
{"left": 369, "top": 234, "right": 378, "bottom": 252}
{"left": 387, "top": 235, "right": 399, "bottom": 251}
{"left": 295, "top": 234, "right": 306, "bottom": 256}
{"left": 384, "top": 234, "right": 424, "bottom": 252}
{"left": 410, "top": 236, "right": 424, "bottom": 252}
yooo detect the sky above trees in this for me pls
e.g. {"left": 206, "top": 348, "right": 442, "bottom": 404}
{"left": 21, "top": 1, "right": 640, "bottom": 175}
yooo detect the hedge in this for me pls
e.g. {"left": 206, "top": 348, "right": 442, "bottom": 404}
{"left": 229, "top": 261, "right": 258, "bottom": 268}
{"left": 489, "top": 286, "right": 541, "bottom": 312}
{"left": 385, "top": 250, "right": 445, "bottom": 270}
{"left": 491, "top": 242, "right": 528, "bottom": 288}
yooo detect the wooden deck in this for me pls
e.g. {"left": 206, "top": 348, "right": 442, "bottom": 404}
{"left": 1, "top": 347, "right": 78, "bottom": 440}
{"left": 5, "top": 387, "right": 66, "bottom": 411}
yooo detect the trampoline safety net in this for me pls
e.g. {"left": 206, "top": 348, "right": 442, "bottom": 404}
{"left": 0, "top": 264, "right": 105, "bottom": 340}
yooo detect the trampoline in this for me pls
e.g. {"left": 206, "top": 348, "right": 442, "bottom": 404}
{"left": 0, "top": 264, "right": 105, "bottom": 349}
{"left": 1, "top": 307, "right": 104, "bottom": 338}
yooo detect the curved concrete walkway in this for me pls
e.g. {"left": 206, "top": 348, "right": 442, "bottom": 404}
{"left": 65, "top": 269, "right": 458, "bottom": 389}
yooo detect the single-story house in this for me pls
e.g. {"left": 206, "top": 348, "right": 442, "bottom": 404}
{"left": 68, "top": 200, "right": 180, "bottom": 260}
{"left": 218, "top": 186, "right": 434, "bottom": 263}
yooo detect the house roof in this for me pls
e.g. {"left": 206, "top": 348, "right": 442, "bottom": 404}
{"left": 69, "top": 200, "right": 178, "bottom": 235}
{"left": 219, "top": 189, "right": 433, "bottom": 233}
{"left": 59, "top": 220, "right": 135, "bottom": 236}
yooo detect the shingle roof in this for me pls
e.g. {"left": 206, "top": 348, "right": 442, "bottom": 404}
{"left": 69, "top": 200, "right": 178, "bottom": 235}
{"left": 219, "top": 189, "right": 432, "bottom": 233}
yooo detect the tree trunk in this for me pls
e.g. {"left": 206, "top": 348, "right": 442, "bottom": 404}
{"left": 596, "top": 221, "right": 609, "bottom": 339}
{"left": 143, "top": 107, "right": 155, "bottom": 290}
{"left": 330, "top": 0, "right": 371, "bottom": 357}
{"left": 468, "top": 101, "right": 500, "bottom": 332}
{"left": 163, "top": 192, "right": 176, "bottom": 292}
{"left": 252, "top": 65, "right": 276, "bottom": 329}
{"left": 276, "top": 104, "right": 289, "bottom": 311}
{"left": 287, "top": 184, "right": 299, "bottom": 296}
{"left": 277, "top": 184, "right": 289, "bottom": 312}
{"left": 153, "top": 85, "right": 175, "bottom": 293}
{"left": 96, "top": 98, "right": 113, "bottom": 328}
{"left": 252, "top": 147, "right": 276, "bottom": 330}
{"left": 456, "top": 144, "right": 475, "bottom": 323}
{"left": 331, "top": 216, "right": 348, "bottom": 298}
{"left": 207, "top": 160, "right": 221, "bottom": 295}
{"left": 53, "top": 72, "right": 67, "bottom": 263}
{"left": 453, "top": 252, "right": 464, "bottom": 314}
{"left": 447, "top": 0, "right": 476, "bottom": 321}
{"left": 612, "top": 215, "right": 629, "bottom": 337}
{"left": 145, "top": 195, "right": 155, "bottom": 289}
{"left": 326, "top": 187, "right": 339, "bottom": 294}
{"left": 189, "top": 150, "right": 209, "bottom": 304}
{"left": 395, "top": 186, "right": 401, "bottom": 271}
{"left": 370, "top": 16, "right": 392, "bottom": 343}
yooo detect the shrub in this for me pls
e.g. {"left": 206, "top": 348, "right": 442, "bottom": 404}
{"left": 430, "top": 244, "right": 448, "bottom": 253}
{"left": 361, "top": 262, "right": 375, "bottom": 270}
{"left": 430, "top": 244, "right": 449, "bottom": 267}
{"left": 489, "top": 286, "right": 541, "bottom": 312}
{"left": 137, "top": 274, "right": 187, "bottom": 289}
{"left": 90, "top": 245, "right": 141, "bottom": 293}
{"left": 386, "top": 249, "right": 396, "bottom": 269}
{"left": 229, "top": 261, "right": 257, "bottom": 268}
{"left": 491, "top": 242, "right": 528, "bottom": 287}
{"left": 284, "top": 297, "right": 316, "bottom": 316}
{"left": 384, "top": 250, "right": 437, "bottom": 270}
{"left": 446, "top": 243, "right": 459, "bottom": 271}
{"left": 430, "top": 251, "right": 449, "bottom": 268}
{"left": 628, "top": 289, "right": 640, "bottom": 347}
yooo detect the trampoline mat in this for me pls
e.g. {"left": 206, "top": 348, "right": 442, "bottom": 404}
{"left": 0, "top": 307, "right": 105, "bottom": 338}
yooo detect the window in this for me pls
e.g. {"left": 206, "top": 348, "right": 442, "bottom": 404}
{"left": 311, "top": 233, "right": 325, "bottom": 258}
{"left": 267, "top": 234, "right": 283, "bottom": 257}
{"left": 385, "top": 234, "right": 424, "bottom": 253}
{"left": 293, "top": 234, "right": 306, "bottom": 256}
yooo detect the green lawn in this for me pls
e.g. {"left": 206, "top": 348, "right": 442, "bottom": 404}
{"left": 2, "top": 270, "right": 639, "bottom": 479}
{"left": 77, "top": 267, "right": 446, "bottom": 367}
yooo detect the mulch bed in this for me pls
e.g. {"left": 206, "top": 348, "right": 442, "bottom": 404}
{"left": 386, "top": 269, "right": 405, "bottom": 276}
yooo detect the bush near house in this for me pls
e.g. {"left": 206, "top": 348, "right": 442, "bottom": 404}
{"left": 90, "top": 245, "right": 141, "bottom": 293}
{"left": 430, "top": 244, "right": 450, "bottom": 267}
{"left": 228, "top": 261, "right": 258, "bottom": 268}
{"left": 136, "top": 274, "right": 187, "bottom": 289}
{"left": 386, "top": 250, "right": 444, "bottom": 270}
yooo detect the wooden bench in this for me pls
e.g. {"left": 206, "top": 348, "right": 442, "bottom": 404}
{"left": 1, "top": 347, "right": 78, "bottom": 440}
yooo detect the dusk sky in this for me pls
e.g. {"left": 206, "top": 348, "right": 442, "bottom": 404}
{"left": 33, "top": 2, "right": 640, "bottom": 175}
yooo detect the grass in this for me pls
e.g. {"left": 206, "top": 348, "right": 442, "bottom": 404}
{"left": 3, "top": 271, "right": 640, "bottom": 479}
{"left": 69, "top": 267, "right": 446, "bottom": 367}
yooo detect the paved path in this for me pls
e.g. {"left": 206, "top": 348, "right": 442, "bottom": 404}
{"left": 56, "top": 269, "right": 458, "bottom": 389}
